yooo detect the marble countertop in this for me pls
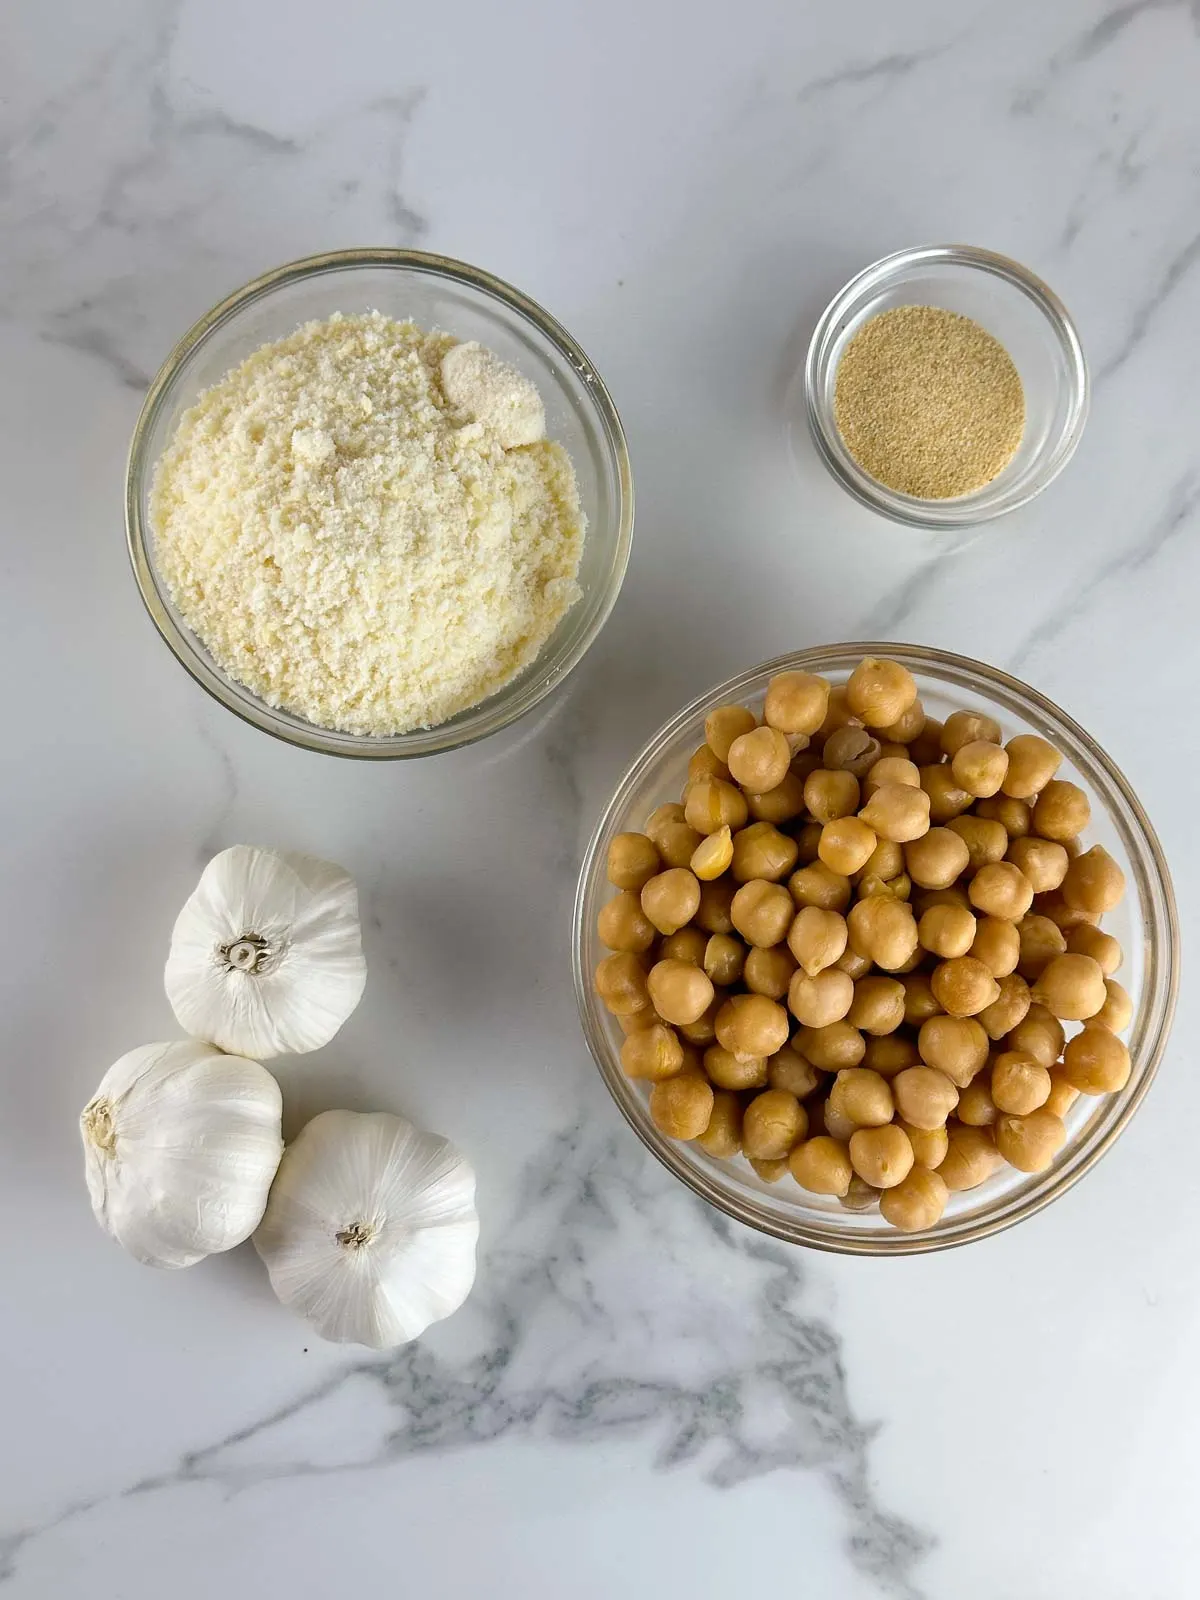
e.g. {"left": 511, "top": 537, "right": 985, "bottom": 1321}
{"left": 3, "top": 1, "right": 1198, "bottom": 1595}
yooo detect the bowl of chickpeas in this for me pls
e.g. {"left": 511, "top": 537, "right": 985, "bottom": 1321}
{"left": 574, "top": 644, "right": 1178, "bottom": 1253}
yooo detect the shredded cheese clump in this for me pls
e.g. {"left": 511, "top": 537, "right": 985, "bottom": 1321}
{"left": 151, "top": 312, "right": 585, "bottom": 735}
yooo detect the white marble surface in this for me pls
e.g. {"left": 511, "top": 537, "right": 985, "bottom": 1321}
{"left": 2, "top": 1, "right": 1198, "bottom": 1594}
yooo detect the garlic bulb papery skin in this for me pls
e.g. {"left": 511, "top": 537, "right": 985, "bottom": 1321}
{"left": 165, "top": 845, "right": 368, "bottom": 1059}
{"left": 81, "top": 1041, "right": 284, "bottom": 1269}
{"left": 254, "top": 1110, "right": 479, "bottom": 1349}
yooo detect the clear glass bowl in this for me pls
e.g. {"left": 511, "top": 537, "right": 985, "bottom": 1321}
{"left": 804, "top": 245, "right": 1089, "bottom": 531}
{"left": 574, "top": 644, "right": 1178, "bottom": 1255}
{"left": 126, "top": 249, "right": 634, "bottom": 758}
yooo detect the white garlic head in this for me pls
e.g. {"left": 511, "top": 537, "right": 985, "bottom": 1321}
{"left": 165, "top": 845, "right": 367, "bottom": 1059}
{"left": 254, "top": 1109, "right": 479, "bottom": 1349}
{"left": 81, "top": 1040, "right": 284, "bottom": 1269}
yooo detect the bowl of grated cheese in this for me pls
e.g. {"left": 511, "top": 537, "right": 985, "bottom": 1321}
{"left": 126, "top": 249, "right": 633, "bottom": 757}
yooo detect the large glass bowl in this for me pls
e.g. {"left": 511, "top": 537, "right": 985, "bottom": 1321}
{"left": 126, "top": 249, "right": 633, "bottom": 758}
{"left": 574, "top": 644, "right": 1177, "bottom": 1255}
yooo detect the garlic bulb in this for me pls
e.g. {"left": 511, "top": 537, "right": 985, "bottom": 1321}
{"left": 165, "top": 845, "right": 367, "bottom": 1059}
{"left": 81, "top": 1041, "right": 284, "bottom": 1268}
{"left": 254, "top": 1110, "right": 479, "bottom": 1348}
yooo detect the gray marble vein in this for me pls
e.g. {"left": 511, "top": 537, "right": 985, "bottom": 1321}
{"left": 0, "top": 1121, "right": 931, "bottom": 1598}
{"left": 1014, "top": 0, "right": 1200, "bottom": 113}
{"left": 1097, "top": 226, "right": 1200, "bottom": 382}
{"left": 795, "top": 47, "right": 949, "bottom": 105}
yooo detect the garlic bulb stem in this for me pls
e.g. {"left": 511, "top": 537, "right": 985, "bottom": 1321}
{"left": 82, "top": 1098, "right": 116, "bottom": 1155}
{"left": 222, "top": 935, "right": 272, "bottom": 973}
{"left": 336, "top": 1220, "right": 378, "bottom": 1249}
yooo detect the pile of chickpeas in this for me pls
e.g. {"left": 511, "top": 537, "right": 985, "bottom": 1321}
{"left": 593, "top": 655, "right": 1132, "bottom": 1234}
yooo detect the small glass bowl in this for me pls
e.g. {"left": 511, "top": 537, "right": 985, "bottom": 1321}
{"left": 574, "top": 644, "right": 1178, "bottom": 1255}
{"left": 804, "top": 245, "right": 1089, "bottom": 530}
{"left": 126, "top": 249, "right": 634, "bottom": 758}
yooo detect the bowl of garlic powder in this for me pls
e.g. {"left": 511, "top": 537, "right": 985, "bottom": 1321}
{"left": 803, "top": 244, "right": 1088, "bottom": 533}
{"left": 126, "top": 249, "right": 633, "bottom": 757}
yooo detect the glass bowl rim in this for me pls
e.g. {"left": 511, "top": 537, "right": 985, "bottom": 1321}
{"left": 573, "top": 641, "right": 1178, "bottom": 1255}
{"left": 125, "top": 246, "right": 635, "bottom": 759}
{"left": 804, "top": 244, "right": 1090, "bottom": 531}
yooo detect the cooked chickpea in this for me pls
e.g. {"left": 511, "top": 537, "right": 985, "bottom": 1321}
{"left": 978, "top": 972, "right": 1032, "bottom": 1041}
{"left": 1094, "top": 978, "right": 1133, "bottom": 1033}
{"left": 688, "top": 744, "right": 731, "bottom": 785}
{"left": 856, "top": 871, "right": 911, "bottom": 903}
{"left": 641, "top": 868, "right": 702, "bottom": 936}
{"left": 859, "top": 837, "right": 905, "bottom": 880}
{"left": 940, "top": 709, "right": 1003, "bottom": 758}
{"left": 864, "top": 756, "right": 921, "bottom": 798}
{"left": 1006, "top": 1003, "right": 1065, "bottom": 1069}
{"left": 968, "top": 861, "right": 1033, "bottom": 921}
{"left": 862, "top": 1033, "right": 920, "bottom": 1076}
{"left": 788, "top": 967, "right": 854, "bottom": 1028}
{"left": 1001, "top": 734, "right": 1062, "bottom": 798}
{"left": 969, "top": 916, "right": 1020, "bottom": 978}
{"left": 691, "top": 826, "right": 733, "bottom": 881}
{"left": 694, "top": 1090, "right": 742, "bottom": 1158}
{"left": 974, "top": 795, "right": 1031, "bottom": 838}
{"left": 1005, "top": 836, "right": 1068, "bottom": 894}
{"left": 788, "top": 861, "right": 853, "bottom": 913}
{"left": 931, "top": 956, "right": 1001, "bottom": 1017}
{"left": 647, "top": 959, "right": 715, "bottom": 1027}
{"left": 645, "top": 803, "right": 687, "bottom": 848}
{"left": 794, "top": 821, "right": 824, "bottom": 865}
{"left": 845, "top": 657, "right": 918, "bottom": 729}
{"left": 607, "top": 832, "right": 661, "bottom": 891}
{"left": 731, "top": 821, "right": 798, "bottom": 883}
{"left": 694, "top": 878, "right": 736, "bottom": 935}
{"left": 804, "top": 768, "right": 860, "bottom": 824}
{"left": 594, "top": 952, "right": 651, "bottom": 1016}
{"left": 731, "top": 879, "right": 794, "bottom": 948}
{"left": 900, "top": 1120, "right": 949, "bottom": 1169}
{"left": 826, "top": 1067, "right": 892, "bottom": 1129}
{"left": 847, "top": 896, "right": 919, "bottom": 971}
{"left": 768, "top": 1045, "right": 822, "bottom": 1099}
{"left": 822, "top": 725, "right": 882, "bottom": 777}
{"left": 795, "top": 1020, "right": 867, "bottom": 1072}
{"left": 1062, "top": 1027, "right": 1131, "bottom": 1093}
{"left": 859, "top": 782, "right": 931, "bottom": 844}
{"left": 939, "top": 1124, "right": 1003, "bottom": 1190}
{"left": 659, "top": 927, "right": 707, "bottom": 965}
{"left": 905, "top": 827, "right": 971, "bottom": 891}
{"left": 1062, "top": 845, "right": 1125, "bottom": 915}
{"left": 685, "top": 777, "right": 749, "bottom": 836}
{"left": 704, "top": 1043, "right": 768, "bottom": 1091}
{"left": 902, "top": 971, "right": 943, "bottom": 1026}
{"left": 618, "top": 1008, "right": 658, "bottom": 1036}
{"left": 743, "top": 1089, "right": 807, "bottom": 1160}
{"left": 880, "top": 1167, "right": 948, "bottom": 1231}
{"left": 1033, "top": 952, "right": 1107, "bottom": 1021}
{"left": 657, "top": 820, "right": 706, "bottom": 868}
{"left": 1036, "top": 889, "right": 1100, "bottom": 934}
{"left": 727, "top": 725, "right": 791, "bottom": 792}
{"left": 715, "top": 992, "right": 790, "bottom": 1062}
{"left": 917, "top": 1015, "right": 989, "bottom": 1087}
{"left": 598, "top": 890, "right": 656, "bottom": 952}
{"left": 995, "top": 1108, "right": 1066, "bottom": 1172}
{"left": 679, "top": 998, "right": 722, "bottom": 1046}
{"left": 947, "top": 814, "right": 1010, "bottom": 872}
{"left": 745, "top": 772, "right": 808, "bottom": 824}
{"left": 1015, "top": 914, "right": 1067, "bottom": 981}
{"left": 649, "top": 1072, "right": 714, "bottom": 1140}
{"left": 956, "top": 1076, "right": 998, "bottom": 1126}
{"left": 920, "top": 764, "right": 974, "bottom": 824}
{"left": 787, "top": 905, "right": 849, "bottom": 976}
{"left": 621, "top": 1023, "right": 685, "bottom": 1081}
{"left": 821, "top": 684, "right": 867, "bottom": 738}
{"left": 840, "top": 1175, "right": 882, "bottom": 1211}
{"left": 1044, "top": 1069, "right": 1080, "bottom": 1119}
{"left": 836, "top": 945, "right": 873, "bottom": 980}
{"left": 704, "top": 704, "right": 757, "bottom": 763}
{"left": 743, "top": 944, "right": 798, "bottom": 1000}
{"left": 1033, "top": 779, "right": 1090, "bottom": 843}
{"left": 820, "top": 1099, "right": 859, "bottom": 1142}
{"left": 763, "top": 672, "right": 830, "bottom": 737}
{"left": 878, "top": 697, "right": 927, "bottom": 744}
{"left": 846, "top": 975, "right": 906, "bottom": 1035}
{"left": 951, "top": 740, "right": 1009, "bottom": 799}
{"left": 908, "top": 717, "right": 945, "bottom": 766}
{"left": 790, "top": 1136, "right": 853, "bottom": 1196}
{"left": 893, "top": 1066, "right": 959, "bottom": 1129}
{"left": 703, "top": 934, "right": 745, "bottom": 987}
{"left": 750, "top": 1156, "right": 790, "bottom": 1183}
{"left": 1067, "top": 924, "right": 1123, "bottom": 976}
{"left": 990, "top": 1050, "right": 1051, "bottom": 1116}
{"left": 918, "top": 903, "right": 977, "bottom": 959}
{"left": 819, "top": 816, "right": 878, "bottom": 875}
{"left": 849, "top": 1124, "right": 914, "bottom": 1188}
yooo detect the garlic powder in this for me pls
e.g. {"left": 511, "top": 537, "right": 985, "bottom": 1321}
{"left": 151, "top": 312, "right": 585, "bottom": 735}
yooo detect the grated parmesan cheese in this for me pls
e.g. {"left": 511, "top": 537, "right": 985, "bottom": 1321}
{"left": 150, "top": 311, "right": 585, "bottom": 735}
